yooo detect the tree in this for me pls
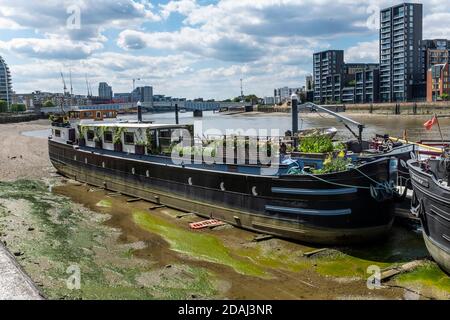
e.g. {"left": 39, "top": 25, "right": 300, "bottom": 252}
{"left": 0, "top": 100, "right": 8, "bottom": 113}
{"left": 10, "top": 104, "right": 26, "bottom": 112}
{"left": 43, "top": 100, "right": 55, "bottom": 108}
{"left": 440, "top": 93, "right": 449, "bottom": 101}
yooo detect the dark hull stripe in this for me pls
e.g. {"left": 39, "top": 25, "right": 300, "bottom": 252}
{"left": 266, "top": 205, "right": 351, "bottom": 216}
{"left": 271, "top": 187, "right": 357, "bottom": 196}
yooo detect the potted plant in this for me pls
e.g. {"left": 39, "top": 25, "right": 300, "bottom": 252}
{"left": 113, "top": 127, "right": 124, "bottom": 152}
{"left": 94, "top": 136, "right": 102, "bottom": 149}
{"left": 135, "top": 141, "right": 146, "bottom": 155}
{"left": 292, "top": 136, "right": 341, "bottom": 160}
{"left": 78, "top": 125, "right": 87, "bottom": 147}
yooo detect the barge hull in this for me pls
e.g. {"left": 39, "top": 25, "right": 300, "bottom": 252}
{"left": 50, "top": 141, "right": 395, "bottom": 245}
{"left": 409, "top": 160, "right": 450, "bottom": 274}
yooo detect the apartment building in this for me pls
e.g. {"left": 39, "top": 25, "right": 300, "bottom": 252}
{"left": 379, "top": 3, "right": 423, "bottom": 102}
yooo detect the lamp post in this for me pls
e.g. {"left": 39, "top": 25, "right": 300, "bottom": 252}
{"left": 291, "top": 93, "right": 299, "bottom": 147}
{"left": 137, "top": 101, "right": 142, "bottom": 123}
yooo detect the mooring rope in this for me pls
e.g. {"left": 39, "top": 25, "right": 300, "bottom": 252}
{"left": 287, "top": 162, "right": 400, "bottom": 201}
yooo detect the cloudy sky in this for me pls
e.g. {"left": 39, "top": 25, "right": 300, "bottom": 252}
{"left": 0, "top": 0, "right": 449, "bottom": 100}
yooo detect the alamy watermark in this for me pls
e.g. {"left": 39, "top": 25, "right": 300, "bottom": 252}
{"left": 66, "top": 4, "right": 81, "bottom": 30}
{"left": 366, "top": 265, "right": 382, "bottom": 290}
{"left": 66, "top": 264, "right": 81, "bottom": 290}
{"left": 169, "top": 121, "right": 282, "bottom": 176}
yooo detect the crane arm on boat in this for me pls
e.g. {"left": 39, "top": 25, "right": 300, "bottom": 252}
{"left": 299, "top": 102, "right": 365, "bottom": 142}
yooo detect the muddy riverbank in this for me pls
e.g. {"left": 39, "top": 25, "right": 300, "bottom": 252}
{"left": 0, "top": 118, "right": 449, "bottom": 300}
{"left": 0, "top": 119, "right": 53, "bottom": 181}
{"left": 0, "top": 179, "right": 448, "bottom": 300}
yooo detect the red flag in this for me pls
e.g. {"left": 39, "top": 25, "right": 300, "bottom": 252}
{"left": 424, "top": 115, "right": 438, "bottom": 131}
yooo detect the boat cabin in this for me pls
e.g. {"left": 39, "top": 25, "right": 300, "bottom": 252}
{"left": 76, "top": 123, "right": 194, "bottom": 156}
{"left": 68, "top": 109, "right": 118, "bottom": 121}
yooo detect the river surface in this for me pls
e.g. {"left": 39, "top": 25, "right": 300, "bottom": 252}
{"left": 21, "top": 112, "right": 450, "bottom": 142}
{"left": 119, "top": 111, "right": 450, "bottom": 142}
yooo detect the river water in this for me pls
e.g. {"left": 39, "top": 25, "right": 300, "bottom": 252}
{"left": 120, "top": 111, "right": 450, "bottom": 142}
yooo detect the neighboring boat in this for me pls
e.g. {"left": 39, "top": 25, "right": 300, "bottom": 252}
{"left": 408, "top": 157, "right": 450, "bottom": 274}
{"left": 347, "top": 135, "right": 416, "bottom": 189}
{"left": 297, "top": 127, "right": 338, "bottom": 140}
{"left": 48, "top": 117, "right": 400, "bottom": 246}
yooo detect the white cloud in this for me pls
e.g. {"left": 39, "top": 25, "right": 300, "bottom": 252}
{"left": 3, "top": 0, "right": 450, "bottom": 99}
{"left": 160, "top": 0, "right": 198, "bottom": 20}
{"left": 0, "top": 37, "right": 103, "bottom": 60}
{"left": 345, "top": 40, "right": 379, "bottom": 63}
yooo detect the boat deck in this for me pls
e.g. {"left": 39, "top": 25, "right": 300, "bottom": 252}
{"left": 77, "top": 145, "right": 294, "bottom": 177}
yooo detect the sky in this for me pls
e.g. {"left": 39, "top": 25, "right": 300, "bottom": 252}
{"left": 0, "top": 0, "right": 449, "bottom": 100}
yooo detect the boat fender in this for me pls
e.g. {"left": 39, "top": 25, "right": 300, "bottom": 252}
{"left": 410, "top": 193, "right": 424, "bottom": 218}
{"left": 400, "top": 159, "right": 408, "bottom": 169}
{"left": 370, "top": 185, "right": 380, "bottom": 201}
{"left": 394, "top": 181, "right": 408, "bottom": 202}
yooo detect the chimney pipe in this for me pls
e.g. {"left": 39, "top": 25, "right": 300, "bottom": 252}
{"left": 291, "top": 94, "right": 299, "bottom": 147}
{"left": 137, "top": 101, "right": 142, "bottom": 123}
{"left": 175, "top": 103, "right": 179, "bottom": 125}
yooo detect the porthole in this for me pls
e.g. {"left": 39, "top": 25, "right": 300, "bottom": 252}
{"left": 132, "top": 168, "right": 136, "bottom": 175}
{"left": 188, "top": 177, "right": 193, "bottom": 186}
{"left": 220, "top": 182, "right": 226, "bottom": 191}
{"left": 252, "top": 186, "right": 258, "bottom": 196}
{"left": 102, "top": 162, "right": 105, "bottom": 168}
{"left": 73, "top": 155, "right": 77, "bottom": 161}
{"left": 85, "top": 158, "right": 88, "bottom": 164}
{"left": 146, "top": 170, "right": 150, "bottom": 178}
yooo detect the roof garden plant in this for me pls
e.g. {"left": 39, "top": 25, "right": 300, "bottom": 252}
{"left": 313, "top": 156, "right": 352, "bottom": 174}
{"left": 298, "top": 136, "right": 335, "bottom": 154}
{"left": 113, "top": 127, "right": 126, "bottom": 145}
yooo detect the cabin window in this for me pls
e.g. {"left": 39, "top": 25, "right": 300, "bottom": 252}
{"left": 87, "top": 130, "right": 95, "bottom": 141}
{"left": 159, "top": 129, "right": 173, "bottom": 153}
{"left": 124, "top": 132, "right": 135, "bottom": 145}
{"left": 96, "top": 111, "right": 101, "bottom": 119}
{"left": 54, "top": 129, "right": 61, "bottom": 137}
{"left": 83, "top": 112, "right": 93, "bottom": 118}
{"left": 104, "top": 131, "right": 113, "bottom": 143}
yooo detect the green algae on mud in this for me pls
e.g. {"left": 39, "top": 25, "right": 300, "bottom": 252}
{"left": 0, "top": 180, "right": 218, "bottom": 300}
{"left": 397, "top": 262, "right": 450, "bottom": 296}
{"left": 133, "top": 210, "right": 266, "bottom": 277}
{"left": 96, "top": 199, "right": 112, "bottom": 208}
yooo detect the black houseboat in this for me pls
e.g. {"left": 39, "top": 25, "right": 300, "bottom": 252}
{"left": 48, "top": 118, "right": 400, "bottom": 246}
{"left": 408, "top": 158, "right": 450, "bottom": 274}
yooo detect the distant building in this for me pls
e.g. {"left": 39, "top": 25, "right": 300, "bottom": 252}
{"left": 98, "top": 82, "right": 113, "bottom": 100}
{"left": 263, "top": 96, "right": 275, "bottom": 105}
{"left": 274, "top": 87, "right": 301, "bottom": 104}
{"left": 305, "top": 74, "right": 314, "bottom": 92}
{"left": 132, "top": 86, "right": 153, "bottom": 107}
{"left": 114, "top": 93, "right": 133, "bottom": 103}
{"left": 419, "top": 39, "right": 450, "bottom": 96}
{"left": 313, "top": 49, "right": 380, "bottom": 104}
{"left": 0, "top": 55, "right": 12, "bottom": 108}
{"left": 12, "top": 93, "right": 34, "bottom": 110}
{"left": 427, "top": 63, "right": 450, "bottom": 102}
{"left": 313, "top": 50, "right": 345, "bottom": 104}
{"left": 354, "top": 66, "right": 380, "bottom": 103}
{"left": 379, "top": 3, "right": 423, "bottom": 102}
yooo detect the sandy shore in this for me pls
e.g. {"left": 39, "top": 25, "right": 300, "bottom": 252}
{"left": 0, "top": 120, "right": 53, "bottom": 181}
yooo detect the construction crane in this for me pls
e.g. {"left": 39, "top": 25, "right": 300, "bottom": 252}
{"left": 133, "top": 78, "right": 141, "bottom": 91}
{"left": 85, "top": 74, "right": 91, "bottom": 97}
{"left": 60, "top": 71, "right": 68, "bottom": 95}
{"left": 69, "top": 70, "right": 73, "bottom": 96}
